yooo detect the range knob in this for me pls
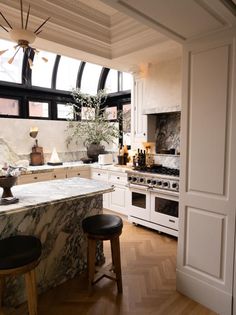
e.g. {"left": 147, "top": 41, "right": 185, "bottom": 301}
{"left": 132, "top": 177, "right": 137, "bottom": 182}
{"left": 128, "top": 176, "right": 132, "bottom": 181}
{"left": 151, "top": 180, "right": 156, "bottom": 185}
{"left": 147, "top": 179, "right": 151, "bottom": 184}
{"left": 139, "top": 178, "right": 144, "bottom": 183}
{"left": 157, "top": 180, "right": 162, "bottom": 186}
{"left": 163, "top": 182, "right": 169, "bottom": 187}
{"left": 172, "top": 183, "right": 178, "bottom": 189}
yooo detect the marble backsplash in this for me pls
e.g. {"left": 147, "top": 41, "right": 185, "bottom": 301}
{"left": 154, "top": 154, "right": 180, "bottom": 169}
{"left": 155, "top": 112, "right": 181, "bottom": 154}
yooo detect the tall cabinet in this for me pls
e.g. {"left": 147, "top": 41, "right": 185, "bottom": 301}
{"left": 177, "top": 27, "right": 236, "bottom": 315}
{"left": 131, "top": 70, "right": 156, "bottom": 148}
{"left": 132, "top": 74, "right": 147, "bottom": 146}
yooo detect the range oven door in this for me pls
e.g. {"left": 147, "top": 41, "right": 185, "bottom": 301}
{"left": 150, "top": 190, "right": 179, "bottom": 231}
{"left": 128, "top": 185, "right": 151, "bottom": 221}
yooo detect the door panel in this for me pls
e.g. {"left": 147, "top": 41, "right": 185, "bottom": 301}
{"left": 177, "top": 28, "right": 236, "bottom": 315}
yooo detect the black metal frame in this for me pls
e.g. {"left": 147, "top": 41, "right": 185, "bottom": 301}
{"left": 0, "top": 53, "right": 131, "bottom": 145}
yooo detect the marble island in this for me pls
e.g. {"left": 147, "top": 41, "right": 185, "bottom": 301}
{"left": 0, "top": 177, "right": 113, "bottom": 215}
{"left": 0, "top": 177, "right": 113, "bottom": 307}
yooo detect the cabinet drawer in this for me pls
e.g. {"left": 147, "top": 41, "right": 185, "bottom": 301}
{"left": 51, "top": 170, "right": 67, "bottom": 180}
{"left": 109, "top": 172, "right": 127, "bottom": 185}
{"left": 67, "top": 169, "right": 90, "bottom": 178}
{"left": 18, "top": 172, "right": 52, "bottom": 184}
{"left": 150, "top": 212, "right": 178, "bottom": 231}
{"left": 91, "top": 169, "right": 108, "bottom": 181}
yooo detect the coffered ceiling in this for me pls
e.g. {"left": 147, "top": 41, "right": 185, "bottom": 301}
{"left": 0, "top": 0, "right": 235, "bottom": 71}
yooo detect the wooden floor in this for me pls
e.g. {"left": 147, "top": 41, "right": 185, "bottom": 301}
{"left": 12, "top": 220, "right": 217, "bottom": 315}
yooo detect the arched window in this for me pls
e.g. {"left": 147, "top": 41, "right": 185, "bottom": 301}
{"left": 31, "top": 50, "right": 56, "bottom": 88}
{"left": 0, "top": 39, "right": 23, "bottom": 83}
{"left": 80, "top": 62, "right": 102, "bottom": 95}
{"left": 122, "top": 72, "right": 133, "bottom": 91}
{"left": 56, "top": 56, "right": 81, "bottom": 91}
{"left": 105, "top": 69, "right": 118, "bottom": 93}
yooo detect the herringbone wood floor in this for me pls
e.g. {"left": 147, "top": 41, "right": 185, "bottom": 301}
{"left": 13, "top": 219, "right": 217, "bottom": 315}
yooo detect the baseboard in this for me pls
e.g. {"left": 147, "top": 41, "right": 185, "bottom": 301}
{"left": 176, "top": 269, "right": 232, "bottom": 315}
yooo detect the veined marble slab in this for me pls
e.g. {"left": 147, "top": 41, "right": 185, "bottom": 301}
{"left": 0, "top": 177, "right": 113, "bottom": 215}
{"left": 0, "top": 178, "right": 113, "bottom": 307}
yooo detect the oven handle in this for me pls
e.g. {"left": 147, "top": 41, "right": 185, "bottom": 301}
{"left": 126, "top": 183, "right": 150, "bottom": 191}
{"left": 148, "top": 186, "right": 179, "bottom": 198}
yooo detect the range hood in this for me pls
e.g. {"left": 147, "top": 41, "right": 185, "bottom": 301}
{"left": 142, "top": 104, "right": 181, "bottom": 115}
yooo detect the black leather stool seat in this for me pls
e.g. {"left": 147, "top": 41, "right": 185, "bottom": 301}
{"left": 0, "top": 235, "right": 42, "bottom": 270}
{"left": 82, "top": 214, "right": 123, "bottom": 236}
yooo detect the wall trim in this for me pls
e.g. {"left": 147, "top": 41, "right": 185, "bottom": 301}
{"left": 176, "top": 269, "right": 232, "bottom": 315}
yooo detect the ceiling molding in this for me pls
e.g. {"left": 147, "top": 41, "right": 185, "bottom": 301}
{"left": 100, "top": 0, "right": 186, "bottom": 43}
{"left": 111, "top": 29, "right": 167, "bottom": 58}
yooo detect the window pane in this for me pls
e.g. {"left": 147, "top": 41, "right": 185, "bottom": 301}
{"left": 32, "top": 51, "right": 56, "bottom": 88}
{"left": 123, "top": 104, "right": 131, "bottom": 146}
{"left": 56, "top": 56, "right": 81, "bottom": 91}
{"left": 80, "top": 63, "right": 102, "bottom": 95}
{"left": 105, "top": 106, "right": 117, "bottom": 120}
{"left": 29, "top": 101, "right": 49, "bottom": 117}
{"left": 0, "top": 98, "right": 19, "bottom": 116}
{"left": 81, "top": 107, "right": 95, "bottom": 120}
{"left": 57, "top": 104, "right": 74, "bottom": 119}
{"left": 122, "top": 72, "right": 133, "bottom": 91}
{"left": 0, "top": 39, "right": 23, "bottom": 83}
{"left": 105, "top": 69, "right": 118, "bottom": 93}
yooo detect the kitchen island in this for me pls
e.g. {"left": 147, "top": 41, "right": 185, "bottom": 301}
{"left": 0, "top": 177, "right": 113, "bottom": 306}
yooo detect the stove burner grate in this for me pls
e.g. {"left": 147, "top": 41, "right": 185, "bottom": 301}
{"left": 133, "top": 165, "right": 180, "bottom": 177}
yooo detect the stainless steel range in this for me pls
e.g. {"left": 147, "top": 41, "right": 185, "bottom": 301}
{"left": 127, "top": 166, "right": 180, "bottom": 237}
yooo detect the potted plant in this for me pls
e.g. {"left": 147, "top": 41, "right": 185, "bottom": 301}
{"left": 66, "top": 89, "right": 120, "bottom": 162}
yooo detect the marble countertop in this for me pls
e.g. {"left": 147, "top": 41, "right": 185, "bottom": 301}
{"left": 0, "top": 177, "right": 113, "bottom": 216}
{"left": 22, "top": 162, "right": 131, "bottom": 174}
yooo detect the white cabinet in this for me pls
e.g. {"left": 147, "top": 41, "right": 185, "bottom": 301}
{"left": 108, "top": 171, "right": 128, "bottom": 215}
{"left": 91, "top": 168, "right": 109, "bottom": 209}
{"left": 91, "top": 168, "right": 128, "bottom": 215}
{"left": 132, "top": 77, "right": 156, "bottom": 146}
{"left": 132, "top": 78, "right": 147, "bottom": 143}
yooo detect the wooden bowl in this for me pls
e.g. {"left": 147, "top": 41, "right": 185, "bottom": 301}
{"left": 0, "top": 176, "right": 17, "bottom": 198}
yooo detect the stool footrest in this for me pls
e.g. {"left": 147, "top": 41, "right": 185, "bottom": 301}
{"left": 93, "top": 263, "right": 116, "bottom": 284}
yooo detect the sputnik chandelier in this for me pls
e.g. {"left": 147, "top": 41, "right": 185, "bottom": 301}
{"left": 0, "top": 0, "right": 50, "bottom": 66}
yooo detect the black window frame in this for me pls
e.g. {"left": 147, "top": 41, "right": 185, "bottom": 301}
{"left": 0, "top": 52, "right": 131, "bottom": 142}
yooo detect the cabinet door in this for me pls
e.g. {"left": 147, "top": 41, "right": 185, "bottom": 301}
{"left": 103, "top": 192, "right": 110, "bottom": 209}
{"left": 67, "top": 169, "right": 90, "bottom": 178}
{"left": 133, "top": 78, "right": 147, "bottom": 140}
{"left": 109, "top": 185, "right": 128, "bottom": 215}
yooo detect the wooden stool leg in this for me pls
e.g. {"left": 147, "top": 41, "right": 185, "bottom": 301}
{"left": 110, "top": 236, "right": 123, "bottom": 293}
{"left": 0, "top": 278, "right": 5, "bottom": 307}
{"left": 0, "top": 278, "right": 5, "bottom": 315}
{"left": 25, "top": 269, "right": 38, "bottom": 315}
{"left": 87, "top": 238, "right": 97, "bottom": 292}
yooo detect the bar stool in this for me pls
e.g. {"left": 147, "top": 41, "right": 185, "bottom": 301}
{"left": 0, "top": 235, "right": 42, "bottom": 315}
{"left": 82, "top": 214, "right": 123, "bottom": 293}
